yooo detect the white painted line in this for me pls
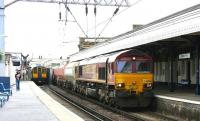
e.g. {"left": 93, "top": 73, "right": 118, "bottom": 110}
{"left": 155, "top": 95, "right": 200, "bottom": 105}
{"left": 29, "top": 81, "right": 84, "bottom": 121}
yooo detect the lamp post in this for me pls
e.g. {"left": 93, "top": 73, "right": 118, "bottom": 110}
{"left": 0, "top": 0, "right": 5, "bottom": 76}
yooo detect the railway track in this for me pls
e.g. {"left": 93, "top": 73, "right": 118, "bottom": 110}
{"left": 41, "top": 85, "right": 115, "bottom": 121}
{"left": 44, "top": 85, "right": 178, "bottom": 121}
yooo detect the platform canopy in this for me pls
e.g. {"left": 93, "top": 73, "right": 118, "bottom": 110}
{"left": 70, "top": 4, "right": 200, "bottom": 62}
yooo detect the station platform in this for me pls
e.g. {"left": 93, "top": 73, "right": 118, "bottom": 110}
{"left": 154, "top": 87, "right": 200, "bottom": 103}
{"left": 0, "top": 81, "right": 84, "bottom": 121}
{"left": 153, "top": 88, "right": 200, "bottom": 120}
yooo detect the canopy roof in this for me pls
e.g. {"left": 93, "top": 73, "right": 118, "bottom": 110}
{"left": 70, "top": 4, "right": 200, "bottom": 62}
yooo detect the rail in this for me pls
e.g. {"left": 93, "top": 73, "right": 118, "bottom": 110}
{"left": 48, "top": 87, "right": 113, "bottom": 121}
{"left": 48, "top": 85, "right": 175, "bottom": 121}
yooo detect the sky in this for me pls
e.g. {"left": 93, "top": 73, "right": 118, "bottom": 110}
{"left": 4, "top": 0, "right": 200, "bottom": 59}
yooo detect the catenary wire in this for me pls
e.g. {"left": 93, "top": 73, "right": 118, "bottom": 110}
{"left": 96, "top": 0, "right": 124, "bottom": 38}
{"left": 88, "top": 0, "right": 143, "bottom": 33}
{"left": 66, "top": 6, "right": 88, "bottom": 37}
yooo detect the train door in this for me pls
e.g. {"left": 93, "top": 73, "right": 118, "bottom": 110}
{"left": 38, "top": 67, "right": 42, "bottom": 79}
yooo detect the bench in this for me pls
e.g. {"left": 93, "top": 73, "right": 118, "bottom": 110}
{"left": 0, "top": 92, "right": 10, "bottom": 101}
{"left": 179, "top": 79, "right": 190, "bottom": 87}
{"left": 0, "top": 83, "right": 12, "bottom": 95}
{"left": 0, "top": 96, "right": 6, "bottom": 107}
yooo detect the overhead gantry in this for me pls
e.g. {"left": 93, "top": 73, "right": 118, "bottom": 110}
{"left": 5, "top": 0, "right": 130, "bottom": 8}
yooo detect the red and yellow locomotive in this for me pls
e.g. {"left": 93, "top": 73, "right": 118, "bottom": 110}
{"left": 54, "top": 49, "right": 153, "bottom": 108}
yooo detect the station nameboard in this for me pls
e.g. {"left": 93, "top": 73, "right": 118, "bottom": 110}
{"left": 179, "top": 53, "right": 190, "bottom": 59}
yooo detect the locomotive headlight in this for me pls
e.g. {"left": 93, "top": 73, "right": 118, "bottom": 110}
{"left": 132, "top": 80, "right": 136, "bottom": 85}
{"left": 143, "top": 79, "right": 152, "bottom": 88}
{"left": 116, "top": 83, "right": 125, "bottom": 88}
{"left": 146, "top": 83, "right": 152, "bottom": 87}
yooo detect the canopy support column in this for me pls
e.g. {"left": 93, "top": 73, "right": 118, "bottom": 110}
{"left": 195, "top": 43, "right": 200, "bottom": 95}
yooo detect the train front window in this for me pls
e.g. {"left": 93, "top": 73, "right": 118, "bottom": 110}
{"left": 117, "top": 61, "right": 132, "bottom": 73}
{"left": 33, "top": 68, "right": 37, "bottom": 73}
{"left": 42, "top": 68, "right": 46, "bottom": 73}
{"left": 136, "top": 61, "right": 152, "bottom": 73}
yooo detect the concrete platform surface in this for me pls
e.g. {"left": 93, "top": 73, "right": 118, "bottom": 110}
{"left": 154, "top": 88, "right": 200, "bottom": 103}
{"left": 153, "top": 88, "right": 200, "bottom": 120}
{"left": 0, "top": 81, "right": 84, "bottom": 121}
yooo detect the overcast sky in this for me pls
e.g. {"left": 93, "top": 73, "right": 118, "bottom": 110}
{"left": 4, "top": 0, "right": 200, "bottom": 59}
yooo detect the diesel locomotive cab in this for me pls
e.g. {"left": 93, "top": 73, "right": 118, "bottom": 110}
{"left": 115, "top": 59, "right": 153, "bottom": 92}
{"left": 113, "top": 51, "right": 153, "bottom": 107}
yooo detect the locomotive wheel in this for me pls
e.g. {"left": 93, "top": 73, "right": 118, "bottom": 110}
{"left": 102, "top": 99, "right": 107, "bottom": 105}
{"left": 98, "top": 95, "right": 104, "bottom": 102}
{"left": 115, "top": 104, "right": 121, "bottom": 109}
{"left": 108, "top": 98, "right": 115, "bottom": 107}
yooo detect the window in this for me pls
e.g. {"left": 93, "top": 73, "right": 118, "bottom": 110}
{"left": 111, "top": 63, "right": 114, "bottom": 74}
{"left": 79, "top": 66, "right": 82, "bottom": 77}
{"left": 42, "top": 68, "right": 46, "bottom": 73}
{"left": 13, "top": 61, "right": 20, "bottom": 66}
{"left": 136, "top": 61, "right": 152, "bottom": 73}
{"left": 12, "top": 55, "right": 20, "bottom": 66}
{"left": 33, "top": 68, "right": 37, "bottom": 73}
{"left": 75, "top": 67, "right": 78, "bottom": 74}
{"left": 98, "top": 67, "right": 106, "bottom": 80}
{"left": 117, "top": 61, "right": 132, "bottom": 73}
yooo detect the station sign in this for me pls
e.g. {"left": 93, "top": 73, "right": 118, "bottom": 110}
{"left": 179, "top": 53, "right": 190, "bottom": 59}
